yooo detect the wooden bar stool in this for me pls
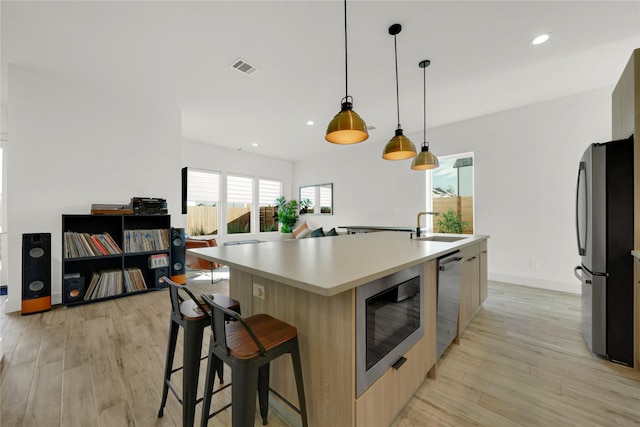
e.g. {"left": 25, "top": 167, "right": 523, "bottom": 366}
{"left": 199, "top": 293, "right": 308, "bottom": 427}
{"left": 157, "top": 277, "right": 240, "bottom": 426}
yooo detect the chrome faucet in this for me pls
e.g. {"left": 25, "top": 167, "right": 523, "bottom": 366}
{"left": 416, "top": 212, "right": 439, "bottom": 237}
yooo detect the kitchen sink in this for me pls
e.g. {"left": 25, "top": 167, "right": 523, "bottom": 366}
{"left": 416, "top": 235, "right": 468, "bottom": 242}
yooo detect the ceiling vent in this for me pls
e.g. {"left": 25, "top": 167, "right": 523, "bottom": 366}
{"left": 231, "top": 58, "right": 259, "bottom": 76}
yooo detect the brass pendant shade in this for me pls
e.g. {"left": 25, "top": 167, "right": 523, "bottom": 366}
{"left": 326, "top": 0, "right": 368, "bottom": 145}
{"left": 383, "top": 128, "right": 417, "bottom": 160}
{"left": 411, "top": 142, "right": 439, "bottom": 170}
{"left": 412, "top": 59, "right": 438, "bottom": 171}
{"left": 383, "top": 23, "right": 416, "bottom": 161}
{"left": 326, "top": 99, "right": 368, "bottom": 144}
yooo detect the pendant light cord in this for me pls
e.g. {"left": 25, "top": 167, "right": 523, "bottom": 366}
{"left": 423, "top": 65, "right": 427, "bottom": 144}
{"left": 344, "top": 0, "right": 348, "bottom": 99}
{"left": 394, "top": 34, "right": 400, "bottom": 128}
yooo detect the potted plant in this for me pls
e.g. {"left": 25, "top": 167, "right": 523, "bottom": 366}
{"left": 435, "top": 208, "right": 470, "bottom": 234}
{"left": 299, "top": 198, "right": 312, "bottom": 214}
{"left": 276, "top": 196, "right": 299, "bottom": 237}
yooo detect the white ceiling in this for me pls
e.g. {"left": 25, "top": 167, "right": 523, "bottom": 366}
{"left": 3, "top": 1, "right": 639, "bottom": 161}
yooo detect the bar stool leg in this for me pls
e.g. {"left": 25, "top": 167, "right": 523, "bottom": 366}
{"left": 290, "top": 339, "right": 309, "bottom": 427}
{"left": 231, "top": 365, "right": 260, "bottom": 427}
{"left": 158, "top": 320, "right": 179, "bottom": 417}
{"left": 200, "top": 343, "right": 216, "bottom": 427}
{"left": 215, "top": 356, "right": 225, "bottom": 384}
{"left": 258, "top": 363, "right": 270, "bottom": 425}
{"left": 183, "top": 322, "right": 205, "bottom": 427}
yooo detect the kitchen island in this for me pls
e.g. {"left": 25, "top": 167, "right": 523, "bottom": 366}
{"left": 189, "top": 231, "right": 489, "bottom": 427}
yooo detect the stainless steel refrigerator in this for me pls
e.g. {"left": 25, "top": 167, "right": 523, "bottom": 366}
{"left": 575, "top": 135, "right": 634, "bottom": 366}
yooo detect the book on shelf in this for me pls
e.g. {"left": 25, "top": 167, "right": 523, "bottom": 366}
{"left": 83, "top": 268, "right": 149, "bottom": 300}
{"left": 123, "top": 229, "right": 169, "bottom": 253}
{"left": 90, "top": 235, "right": 109, "bottom": 255}
{"left": 123, "top": 267, "right": 148, "bottom": 293}
{"left": 148, "top": 254, "right": 169, "bottom": 269}
{"left": 64, "top": 232, "right": 122, "bottom": 258}
{"left": 83, "top": 269, "right": 136, "bottom": 300}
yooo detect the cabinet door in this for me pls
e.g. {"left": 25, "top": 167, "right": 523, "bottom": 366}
{"left": 459, "top": 243, "right": 483, "bottom": 334}
{"left": 459, "top": 257, "right": 473, "bottom": 333}
{"left": 635, "top": 257, "right": 640, "bottom": 370}
{"left": 470, "top": 255, "right": 481, "bottom": 313}
{"left": 480, "top": 250, "right": 488, "bottom": 304}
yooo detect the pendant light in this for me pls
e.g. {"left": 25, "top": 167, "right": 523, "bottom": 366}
{"left": 382, "top": 23, "right": 417, "bottom": 160}
{"left": 325, "top": 0, "right": 368, "bottom": 145}
{"left": 411, "top": 59, "right": 439, "bottom": 170}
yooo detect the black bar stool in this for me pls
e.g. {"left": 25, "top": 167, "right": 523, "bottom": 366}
{"left": 199, "top": 293, "right": 308, "bottom": 427}
{"left": 157, "top": 277, "right": 240, "bottom": 426}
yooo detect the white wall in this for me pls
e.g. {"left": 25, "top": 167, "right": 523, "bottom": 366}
{"left": 4, "top": 65, "right": 181, "bottom": 312}
{"left": 181, "top": 139, "right": 293, "bottom": 244}
{"left": 295, "top": 87, "right": 614, "bottom": 294}
{"left": 294, "top": 141, "right": 427, "bottom": 233}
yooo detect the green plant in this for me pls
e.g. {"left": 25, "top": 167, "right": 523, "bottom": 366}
{"left": 275, "top": 196, "right": 299, "bottom": 233}
{"left": 300, "top": 198, "right": 312, "bottom": 214}
{"left": 191, "top": 225, "right": 208, "bottom": 236}
{"left": 227, "top": 222, "right": 249, "bottom": 234}
{"left": 435, "top": 208, "right": 470, "bottom": 234}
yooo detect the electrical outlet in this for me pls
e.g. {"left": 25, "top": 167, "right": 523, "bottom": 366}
{"left": 529, "top": 260, "right": 539, "bottom": 269}
{"left": 253, "top": 283, "right": 265, "bottom": 299}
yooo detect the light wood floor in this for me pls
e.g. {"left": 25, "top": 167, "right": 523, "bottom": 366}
{"left": 1, "top": 280, "right": 640, "bottom": 426}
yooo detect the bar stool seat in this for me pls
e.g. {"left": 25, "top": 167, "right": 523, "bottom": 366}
{"left": 157, "top": 277, "right": 240, "bottom": 427}
{"left": 200, "top": 294, "right": 308, "bottom": 427}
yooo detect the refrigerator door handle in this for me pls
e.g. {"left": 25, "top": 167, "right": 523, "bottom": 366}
{"left": 576, "top": 161, "right": 587, "bottom": 256}
{"left": 574, "top": 265, "right": 595, "bottom": 283}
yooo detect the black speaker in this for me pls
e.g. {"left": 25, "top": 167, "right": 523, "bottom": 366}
{"left": 155, "top": 267, "right": 170, "bottom": 287}
{"left": 22, "top": 233, "right": 52, "bottom": 314}
{"left": 63, "top": 274, "right": 85, "bottom": 303}
{"left": 170, "top": 227, "right": 186, "bottom": 284}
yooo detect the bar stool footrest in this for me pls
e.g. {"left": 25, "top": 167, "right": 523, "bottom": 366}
{"left": 203, "top": 383, "right": 232, "bottom": 421}
{"left": 269, "top": 387, "right": 303, "bottom": 416}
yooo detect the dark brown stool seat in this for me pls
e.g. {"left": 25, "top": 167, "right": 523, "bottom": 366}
{"left": 200, "top": 294, "right": 308, "bottom": 427}
{"left": 157, "top": 277, "right": 240, "bottom": 427}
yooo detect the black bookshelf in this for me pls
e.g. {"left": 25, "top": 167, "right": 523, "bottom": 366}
{"left": 62, "top": 214, "right": 171, "bottom": 306}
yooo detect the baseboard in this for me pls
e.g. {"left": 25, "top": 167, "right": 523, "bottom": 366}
{"left": 488, "top": 273, "right": 580, "bottom": 294}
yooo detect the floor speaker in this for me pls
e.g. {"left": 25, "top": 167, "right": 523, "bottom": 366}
{"left": 170, "top": 227, "right": 186, "bottom": 284}
{"left": 63, "top": 274, "right": 85, "bottom": 303}
{"left": 22, "top": 233, "right": 52, "bottom": 314}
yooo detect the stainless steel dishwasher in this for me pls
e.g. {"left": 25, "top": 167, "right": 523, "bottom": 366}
{"left": 437, "top": 251, "right": 462, "bottom": 359}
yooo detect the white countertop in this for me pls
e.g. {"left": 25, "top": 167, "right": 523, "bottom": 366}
{"left": 189, "top": 231, "right": 489, "bottom": 297}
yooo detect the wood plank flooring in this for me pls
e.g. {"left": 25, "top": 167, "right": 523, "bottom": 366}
{"left": 1, "top": 279, "right": 640, "bottom": 426}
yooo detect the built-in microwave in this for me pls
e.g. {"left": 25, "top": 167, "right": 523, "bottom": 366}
{"left": 355, "top": 264, "right": 424, "bottom": 397}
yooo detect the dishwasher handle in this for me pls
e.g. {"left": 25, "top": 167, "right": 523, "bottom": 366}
{"left": 439, "top": 252, "right": 462, "bottom": 271}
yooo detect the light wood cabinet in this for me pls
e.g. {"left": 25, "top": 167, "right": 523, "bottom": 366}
{"left": 355, "top": 260, "right": 437, "bottom": 427}
{"left": 612, "top": 48, "right": 639, "bottom": 371}
{"left": 480, "top": 240, "right": 489, "bottom": 303}
{"left": 221, "top": 236, "right": 489, "bottom": 426}
{"left": 635, "top": 257, "right": 640, "bottom": 370}
{"left": 459, "top": 242, "right": 487, "bottom": 335}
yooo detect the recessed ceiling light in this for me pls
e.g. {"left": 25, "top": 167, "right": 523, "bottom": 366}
{"left": 531, "top": 33, "right": 550, "bottom": 45}
{"left": 306, "top": 120, "right": 314, "bottom": 126}
{"left": 252, "top": 143, "right": 258, "bottom": 147}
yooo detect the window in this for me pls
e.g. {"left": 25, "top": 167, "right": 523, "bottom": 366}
{"left": 319, "top": 185, "right": 332, "bottom": 214}
{"left": 430, "top": 153, "right": 474, "bottom": 234}
{"left": 259, "top": 178, "right": 281, "bottom": 232}
{"left": 185, "top": 169, "right": 220, "bottom": 236}
{"left": 227, "top": 174, "right": 253, "bottom": 234}
{"left": 299, "top": 186, "right": 316, "bottom": 214}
